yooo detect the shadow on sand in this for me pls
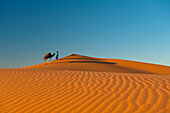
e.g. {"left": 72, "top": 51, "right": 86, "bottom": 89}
{"left": 61, "top": 58, "right": 94, "bottom": 60}
{"left": 60, "top": 61, "right": 116, "bottom": 64}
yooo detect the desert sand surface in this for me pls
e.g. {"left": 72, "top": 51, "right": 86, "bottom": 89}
{"left": 0, "top": 54, "right": 170, "bottom": 113}
{"left": 21, "top": 54, "right": 170, "bottom": 75}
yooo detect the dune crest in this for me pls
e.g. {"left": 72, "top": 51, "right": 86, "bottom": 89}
{"left": 21, "top": 54, "right": 170, "bottom": 75}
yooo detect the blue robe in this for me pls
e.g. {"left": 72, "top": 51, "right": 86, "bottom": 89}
{"left": 56, "top": 53, "right": 59, "bottom": 59}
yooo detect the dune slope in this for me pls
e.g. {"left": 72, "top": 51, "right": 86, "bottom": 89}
{"left": 21, "top": 54, "right": 170, "bottom": 75}
{"left": 0, "top": 69, "right": 169, "bottom": 113}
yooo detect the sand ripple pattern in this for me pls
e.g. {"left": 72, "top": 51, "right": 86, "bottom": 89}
{"left": 0, "top": 69, "right": 169, "bottom": 113}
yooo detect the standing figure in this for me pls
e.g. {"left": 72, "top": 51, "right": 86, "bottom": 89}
{"left": 56, "top": 51, "right": 59, "bottom": 60}
{"left": 44, "top": 52, "right": 55, "bottom": 63}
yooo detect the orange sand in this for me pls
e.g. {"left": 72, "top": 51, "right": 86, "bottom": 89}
{"left": 0, "top": 54, "right": 170, "bottom": 113}
{"left": 21, "top": 54, "right": 170, "bottom": 75}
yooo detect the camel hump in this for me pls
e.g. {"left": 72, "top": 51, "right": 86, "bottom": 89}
{"left": 45, "top": 52, "right": 51, "bottom": 57}
{"left": 47, "top": 52, "right": 51, "bottom": 55}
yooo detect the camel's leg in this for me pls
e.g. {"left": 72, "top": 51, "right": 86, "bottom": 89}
{"left": 49, "top": 58, "right": 51, "bottom": 63}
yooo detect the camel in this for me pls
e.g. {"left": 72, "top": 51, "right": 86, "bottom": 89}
{"left": 44, "top": 52, "right": 55, "bottom": 63}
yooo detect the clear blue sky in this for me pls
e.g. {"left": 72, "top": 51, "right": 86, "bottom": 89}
{"left": 0, "top": 0, "right": 170, "bottom": 68}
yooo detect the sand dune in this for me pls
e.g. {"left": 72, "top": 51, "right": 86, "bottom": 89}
{"left": 21, "top": 54, "right": 170, "bottom": 75}
{"left": 0, "top": 54, "right": 170, "bottom": 113}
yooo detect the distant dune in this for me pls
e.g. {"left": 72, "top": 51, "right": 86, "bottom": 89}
{"left": 21, "top": 54, "right": 170, "bottom": 75}
{"left": 0, "top": 54, "right": 170, "bottom": 113}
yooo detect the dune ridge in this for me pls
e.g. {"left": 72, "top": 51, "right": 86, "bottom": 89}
{"left": 21, "top": 54, "right": 170, "bottom": 75}
{"left": 0, "top": 69, "right": 169, "bottom": 113}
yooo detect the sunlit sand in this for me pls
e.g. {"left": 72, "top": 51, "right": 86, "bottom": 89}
{"left": 0, "top": 54, "right": 169, "bottom": 113}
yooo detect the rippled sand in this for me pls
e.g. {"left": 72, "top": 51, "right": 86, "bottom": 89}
{"left": 0, "top": 69, "right": 169, "bottom": 113}
{"left": 0, "top": 54, "right": 170, "bottom": 113}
